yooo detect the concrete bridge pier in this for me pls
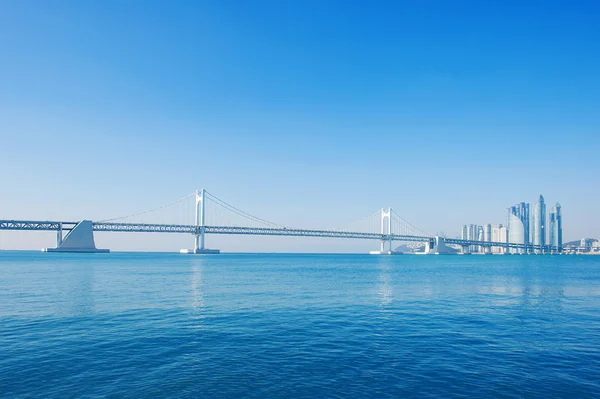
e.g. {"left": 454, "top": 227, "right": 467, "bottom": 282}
{"left": 369, "top": 238, "right": 396, "bottom": 255}
{"left": 43, "top": 220, "right": 109, "bottom": 253}
{"left": 56, "top": 222, "right": 63, "bottom": 247}
{"left": 425, "top": 236, "right": 456, "bottom": 254}
{"left": 461, "top": 244, "right": 471, "bottom": 255}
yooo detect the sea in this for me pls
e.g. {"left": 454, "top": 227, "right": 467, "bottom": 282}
{"left": 1, "top": 251, "right": 599, "bottom": 398}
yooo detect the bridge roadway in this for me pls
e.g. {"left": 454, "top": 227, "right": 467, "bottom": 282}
{"left": 96, "top": 222, "right": 430, "bottom": 242}
{"left": 0, "top": 219, "right": 430, "bottom": 242}
{"left": 444, "top": 237, "right": 543, "bottom": 251}
{"left": 0, "top": 219, "right": 543, "bottom": 251}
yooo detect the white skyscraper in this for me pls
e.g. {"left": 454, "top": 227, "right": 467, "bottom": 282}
{"left": 507, "top": 202, "right": 530, "bottom": 249}
{"left": 492, "top": 224, "right": 508, "bottom": 254}
{"left": 460, "top": 224, "right": 481, "bottom": 252}
{"left": 483, "top": 224, "right": 492, "bottom": 242}
{"left": 507, "top": 212, "right": 525, "bottom": 254}
{"left": 549, "top": 202, "right": 562, "bottom": 253}
{"left": 531, "top": 194, "right": 546, "bottom": 252}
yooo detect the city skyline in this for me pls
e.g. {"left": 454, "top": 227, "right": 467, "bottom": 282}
{"left": 460, "top": 193, "right": 564, "bottom": 254}
{"left": 1, "top": 1, "right": 599, "bottom": 252}
{"left": 0, "top": 189, "right": 573, "bottom": 254}
{"left": 0, "top": 188, "right": 579, "bottom": 253}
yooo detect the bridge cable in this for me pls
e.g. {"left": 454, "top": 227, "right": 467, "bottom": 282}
{"left": 391, "top": 209, "right": 430, "bottom": 237}
{"left": 203, "top": 191, "right": 285, "bottom": 228}
{"left": 98, "top": 193, "right": 196, "bottom": 223}
{"left": 332, "top": 210, "right": 382, "bottom": 233}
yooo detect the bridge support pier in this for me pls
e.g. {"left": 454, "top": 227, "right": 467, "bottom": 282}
{"left": 56, "top": 222, "right": 63, "bottom": 247}
{"left": 425, "top": 236, "right": 456, "bottom": 254}
{"left": 181, "top": 189, "right": 220, "bottom": 254}
{"left": 43, "top": 220, "right": 109, "bottom": 253}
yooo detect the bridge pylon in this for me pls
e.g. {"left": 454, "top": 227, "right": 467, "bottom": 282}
{"left": 181, "top": 189, "right": 220, "bottom": 254}
{"left": 370, "top": 208, "right": 397, "bottom": 255}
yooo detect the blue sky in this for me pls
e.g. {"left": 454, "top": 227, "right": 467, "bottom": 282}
{"left": 1, "top": 0, "right": 599, "bottom": 252}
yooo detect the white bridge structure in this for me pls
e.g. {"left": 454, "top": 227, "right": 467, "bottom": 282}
{"left": 0, "top": 189, "right": 545, "bottom": 254}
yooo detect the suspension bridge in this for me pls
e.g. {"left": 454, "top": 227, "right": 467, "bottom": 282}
{"left": 0, "top": 189, "right": 540, "bottom": 254}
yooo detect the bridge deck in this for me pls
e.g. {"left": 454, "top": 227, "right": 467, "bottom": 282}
{"left": 0, "top": 220, "right": 544, "bottom": 250}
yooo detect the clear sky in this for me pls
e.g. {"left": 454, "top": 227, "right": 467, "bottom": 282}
{"left": 1, "top": 0, "right": 599, "bottom": 252}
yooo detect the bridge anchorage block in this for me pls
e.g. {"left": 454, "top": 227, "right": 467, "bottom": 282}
{"left": 424, "top": 237, "right": 456, "bottom": 255}
{"left": 43, "top": 220, "right": 109, "bottom": 253}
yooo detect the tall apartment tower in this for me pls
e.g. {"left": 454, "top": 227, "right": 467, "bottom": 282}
{"left": 461, "top": 225, "right": 468, "bottom": 240}
{"left": 492, "top": 224, "right": 508, "bottom": 254}
{"left": 461, "top": 224, "right": 481, "bottom": 252}
{"left": 507, "top": 202, "right": 530, "bottom": 253}
{"left": 549, "top": 202, "right": 563, "bottom": 253}
{"left": 483, "top": 224, "right": 492, "bottom": 242}
{"left": 531, "top": 195, "right": 546, "bottom": 251}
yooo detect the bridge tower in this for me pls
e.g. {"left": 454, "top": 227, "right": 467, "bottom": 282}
{"left": 383, "top": 208, "right": 392, "bottom": 252}
{"left": 370, "top": 208, "right": 395, "bottom": 254}
{"left": 194, "top": 189, "right": 205, "bottom": 251}
{"left": 181, "top": 188, "right": 220, "bottom": 254}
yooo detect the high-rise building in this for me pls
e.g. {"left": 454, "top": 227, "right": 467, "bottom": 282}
{"left": 491, "top": 224, "right": 507, "bottom": 254}
{"left": 483, "top": 224, "right": 492, "bottom": 242}
{"left": 507, "top": 212, "right": 525, "bottom": 254}
{"left": 461, "top": 224, "right": 481, "bottom": 252}
{"left": 469, "top": 225, "right": 478, "bottom": 242}
{"left": 531, "top": 195, "right": 546, "bottom": 252}
{"left": 507, "top": 203, "right": 530, "bottom": 254}
{"left": 549, "top": 202, "right": 562, "bottom": 253}
{"left": 481, "top": 224, "right": 492, "bottom": 254}
{"left": 460, "top": 224, "right": 479, "bottom": 241}
{"left": 507, "top": 202, "right": 530, "bottom": 247}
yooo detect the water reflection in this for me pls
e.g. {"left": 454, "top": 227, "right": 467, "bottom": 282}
{"left": 519, "top": 259, "right": 534, "bottom": 309}
{"left": 377, "top": 258, "right": 393, "bottom": 307}
{"left": 191, "top": 264, "right": 205, "bottom": 314}
{"left": 518, "top": 258, "right": 565, "bottom": 314}
{"left": 474, "top": 257, "right": 567, "bottom": 314}
{"left": 72, "top": 264, "right": 95, "bottom": 314}
{"left": 61, "top": 260, "right": 95, "bottom": 316}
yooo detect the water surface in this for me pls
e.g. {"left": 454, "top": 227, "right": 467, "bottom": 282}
{"left": 1, "top": 252, "right": 599, "bottom": 398}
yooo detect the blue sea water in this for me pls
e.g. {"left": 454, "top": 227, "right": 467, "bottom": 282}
{"left": 1, "top": 252, "right": 599, "bottom": 398}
